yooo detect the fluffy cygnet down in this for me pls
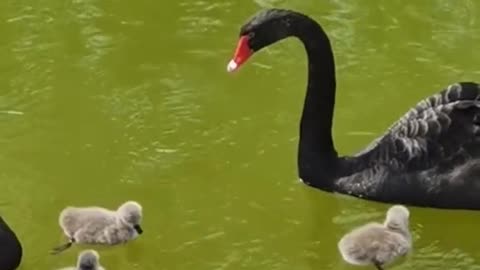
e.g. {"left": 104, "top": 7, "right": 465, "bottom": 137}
{"left": 338, "top": 205, "right": 412, "bottom": 270}
{"left": 51, "top": 201, "right": 143, "bottom": 254}
{"left": 57, "top": 249, "right": 105, "bottom": 270}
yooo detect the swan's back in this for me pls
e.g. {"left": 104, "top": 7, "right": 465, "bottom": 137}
{"left": 337, "top": 82, "right": 480, "bottom": 209}
{"left": 357, "top": 82, "right": 480, "bottom": 162}
{"left": 0, "top": 217, "right": 22, "bottom": 270}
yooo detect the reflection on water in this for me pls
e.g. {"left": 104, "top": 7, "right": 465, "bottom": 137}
{"left": 177, "top": 0, "right": 231, "bottom": 38}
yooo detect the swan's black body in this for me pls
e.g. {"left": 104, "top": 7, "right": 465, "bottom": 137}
{"left": 0, "top": 216, "right": 22, "bottom": 270}
{"left": 232, "top": 9, "right": 480, "bottom": 210}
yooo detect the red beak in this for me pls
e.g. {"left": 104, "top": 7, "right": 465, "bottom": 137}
{"left": 227, "top": 35, "right": 253, "bottom": 72}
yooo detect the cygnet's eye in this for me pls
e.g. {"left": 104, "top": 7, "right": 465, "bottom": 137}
{"left": 127, "top": 212, "right": 141, "bottom": 224}
{"left": 128, "top": 214, "right": 136, "bottom": 222}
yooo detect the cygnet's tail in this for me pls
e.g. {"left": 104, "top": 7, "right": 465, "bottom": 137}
{"left": 50, "top": 240, "right": 73, "bottom": 255}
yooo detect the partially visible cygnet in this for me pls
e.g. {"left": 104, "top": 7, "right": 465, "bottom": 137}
{"left": 51, "top": 201, "right": 143, "bottom": 254}
{"left": 338, "top": 205, "right": 411, "bottom": 270}
{"left": 58, "top": 249, "right": 105, "bottom": 270}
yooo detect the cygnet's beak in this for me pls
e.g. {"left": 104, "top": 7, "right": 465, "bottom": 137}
{"left": 134, "top": 224, "right": 143, "bottom": 234}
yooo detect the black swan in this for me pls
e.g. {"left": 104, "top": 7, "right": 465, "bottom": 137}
{"left": 0, "top": 216, "right": 22, "bottom": 270}
{"left": 227, "top": 9, "right": 480, "bottom": 210}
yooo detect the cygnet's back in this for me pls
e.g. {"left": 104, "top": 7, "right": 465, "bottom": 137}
{"left": 59, "top": 206, "right": 116, "bottom": 237}
{"left": 338, "top": 205, "right": 411, "bottom": 270}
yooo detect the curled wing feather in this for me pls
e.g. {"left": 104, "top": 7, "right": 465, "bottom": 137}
{"left": 359, "top": 82, "right": 480, "bottom": 171}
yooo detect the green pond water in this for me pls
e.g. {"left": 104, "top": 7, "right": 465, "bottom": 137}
{"left": 2, "top": 0, "right": 480, "bottom": 269}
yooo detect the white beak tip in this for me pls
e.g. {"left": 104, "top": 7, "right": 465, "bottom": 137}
{"left": 227, "top": 60, "right": 238, "bottom": 72}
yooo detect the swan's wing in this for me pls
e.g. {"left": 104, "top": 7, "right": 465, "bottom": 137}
{"left": 358, "top": 82, "right": 480, "bottom": 171}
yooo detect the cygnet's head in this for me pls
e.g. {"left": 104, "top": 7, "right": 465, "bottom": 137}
{"left": 384, "top": 205, "right": 410, "bottom": 230}
{"left": 118, "top": 201, "right": 143, "bottom": 234}
{"left": 77, "top": 250, "right": 100, "bottom": 270}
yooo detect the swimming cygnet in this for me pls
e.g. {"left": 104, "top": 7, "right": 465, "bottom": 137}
{"left": 0, "top": 216, "right": 22, "bottom": 270}
{"left": 337, "top": 205, "right": 411, "bottom": 270}
{"left": 58, "top": 249, "right": 105, "bottom": 270}
{"left": 51, "top": 201, "right": 143, "bottom": 254}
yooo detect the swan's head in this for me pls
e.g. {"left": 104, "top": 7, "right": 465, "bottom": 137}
{"left": 384, "top": 205, "right": 410, "bottom": 230}
{"left": 227, "top": 9, "right": 301, "bottom": 72}
{"left": 77, "top": 249, "right": 100, "bottom": 270}
{"left": 118, "top": 201, "right": 143, "bottom": 234}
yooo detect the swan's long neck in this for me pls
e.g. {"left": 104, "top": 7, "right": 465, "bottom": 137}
{"left": 292, "top": 16, "right": 339, "bottom": 187}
